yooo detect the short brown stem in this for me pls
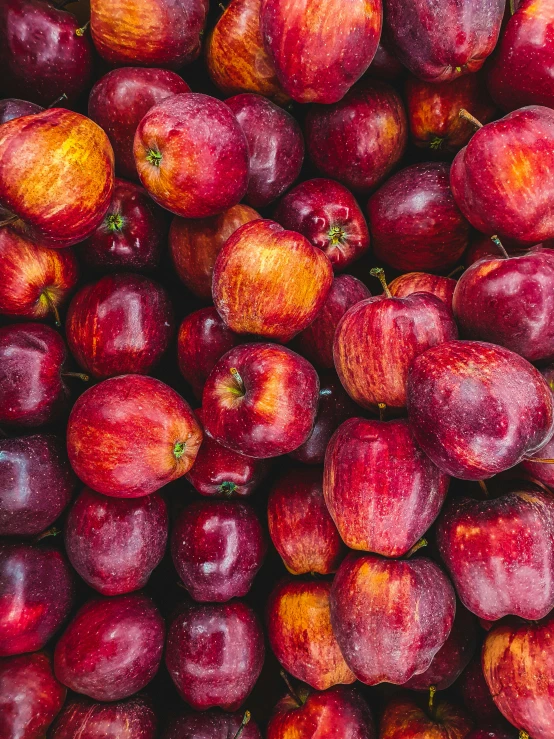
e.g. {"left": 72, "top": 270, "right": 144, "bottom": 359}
{"left": 478, "top": 480, "right": 489, "bottom": 497}
{"left": 378, "top": 402, "right": 387, "bottom": 422}
{"left": 490, "top": 235, "right": 509, "bottom": 259}
{"left": 428, "top": 685, "right": 437, "bottom": 714}
{"left": 447, "top": 265, "right": 465, "bottom": 278}
{"left": 459, "top": 109, "right": 484, "bottom": 130}
{"left": 232, "top": 712, "right": 251, "bottom": 739}
{"left": 280, "top": 670, "right": 302, "bottom": 707}
{"left": 75, "top": 19, "right": 90, "bottom": 36}
{"left": 41, "top": 290, "right": 61, "bottom": 327}
{"left": 62, "top": 372, "right": 90, "bottom": 382}
{"left": 48, "top": 93, "right": 68, "bottom": 109}
{"left": 34, "top": 526, "right": 61, "bottom": 542}
{"left": 406, "top": 538, "right": 428, "bottom": 558}
{"left": 524, "top": 457, "right": 554, "bottom": 464}
{"left": 370, "top": 267, "right": 391, "bottom": 297}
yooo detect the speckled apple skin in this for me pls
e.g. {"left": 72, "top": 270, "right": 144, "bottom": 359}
{"left": 389, "top": 272, "right": 456, "bottom": 309}
{"left": 165, "top": 709, "right": 262, "bottom": 739}
{"left": 379, "top": 696, "right": 473, "bottom": 739}
{"left": 50, "top": 695, "right": 157, "bottom": 739}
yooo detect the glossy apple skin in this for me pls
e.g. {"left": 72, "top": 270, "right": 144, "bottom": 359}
{"left": 65, "top": 488, "right": 168, "bottom": 596}
{"left": 54, "top": 593, "right": 164, "bottom": 702}
{"left": 268, "top": 466, "right": 345, "bottom": 574}
{"left": 178, "top": 308, "right": 242, "bottom": 399}
{"left": 0, "top": 434, "right": 76, "bottom": 536}
{"left": 0, "top": 652, "right": 66, "bottom": 739}
{"left": 407, "top": 340, "right": 554, "bottom": 479}
{"left": 90, "top": 0, "right": 208, "bottom": 68}
{"left": 294, "top": 275, "right": 371, "bottom": 369}
{"left": 460, "top": 656, "right": 506, "bottom": 725}
{"left": 380, "top": 696, "right": 473, "bottom": 739}
{"left": 164, "top": 710, "right": 261, "bottom": 739}
{"left": 268, "top": 578, "right": 356, "bottom": 691}
{"left": 384, "top": 0, "right": 504, "bottom": 82}
{"left": 274, "top": 179, "right": 370, "bottom": 272}
{"left": 389, "top": 272, "right": 456, "bottom": 309}
{"left": 0, "top": 228, "right": 77, "bottom": 321}
{"left": 170, "top": 204, "right": 259, "bottom": 300}
{"left": 0, "top": 0, "right": 93, "bottom": 106}
{"left": 404, "top": 605, "right": 477, "bottom": 690}
{"left": 267, "top": 685, "right": 376, "bottom": 739}
{"left": 134, "top": 93, "right": 249, "bottom": 219}
{"left": 260, "top": 0, "right": 381, "bottom": 104}
{"left": 406, "top": 72, "right": 496, "bottom": 152}
{"left": 202, "top": 343, "right": 319, "bottom": 458}
{"left": 67, "top": 374, "right": 202, "bottom": 497}
{"left": 171, "top": 500, "right": 266, "bottom": 601}
{"left": 289, "top": 372, "right": 359, "bottom": 465}
{"left": 187, "top": 408, "right": 269, "bottom": 497}
{"left": 0, "top": 323, "right": 70, "bottom": 427}
{"left": 0, "top": 542, "right": 74, "bottom": 656}
{"left": 165, "top": 600, "right": 265, "bottom": 711}
{"left": 0, "top": 97, "right": 42, "bottom": 124}
{"left": 330, "top": 552, "right": 456, "bottom": 685}
{"left": 0, "top": 109, "right": 114, "bottom": 248}
{"left": 324, "top": 418, "right": 449, "bottom": 556}
{"left": 207, "top": 0, "right": 287, "bottom": 103}
{"left": 226, "top": 93, "right": 304, "bottom": 208}
{"left": 305, "top": 81, "right": 407, "bottom": 192}
{"left": 212, "top": 219, "right": 333, "bottom": 343}
{"left": 78, "top": 179, "right": 167, "bottom": 273}
{"left": 368, "top": 162, "right": 470, "bottom": 272}
{"left": 66, "top": 273, "right": 174, "bottom": 380}
{"left": 437, "top": 484, "right": 554, "bottom": 620}
{"left": 450, "top": 106, "right": 554, "bottom": 245}
{"left": 50, "top": 695, "right": 157, "bottom": 739}
{"left": 334, "top": 291, "right": 457, "bottom": 412}
{"left": 483, "top": 613, "right": 554, "bottom": 739}
{"left": 89, "top": 69, "right": 191, "bottom": 181}
{"left": 453, "top": 250, "right": 554, "bottom": 363}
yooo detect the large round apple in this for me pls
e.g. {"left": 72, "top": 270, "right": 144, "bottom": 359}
{"left": 67, "top": 374, "right": 202, "bottom": 497}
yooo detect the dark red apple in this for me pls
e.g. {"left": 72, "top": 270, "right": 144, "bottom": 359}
{"left": 177, "top": 308, "right": 242, "bottom": 399}
{"left": 324, "top": 417, "right": 449, "bottom": 556}
{"left": 0, "top": 433, "right": 76, "bottom": 536}
{"left": 407, "top": 340, "right": 554, "bottom": 479}
{"left": 171, "top": 500, "right": 266, "bottom": 601}
{"left": 367, "top": 37, "right": 405, "bottom": 80}
{"left": 0, "top": 97, "right": 42, "bottom": 124}
{"left": 202, "top": 343, "right": 319, "bottom": 458}
{"left": 0, "top": 0, "right": 93, "bottom": 106}
{"left": 389, "top": 271, "right": 457, "bottom": 309}
{"left": 259, "top": 0, "right": 381, "bottom": 104}
{"left": 50, "top": 695, "right": 157, "bottom": 739}
{"left": 465, "top": 729, "right": 517, "bottom": 739}
{"left": 274, "top": 179, "right": 371, "bottom": 272}
{"left": 333, "top": 276, "right": 457, "bottom": 411}
{"left": 164, "top": 710, "right": 261, "bottom": 739}
{"left": 65, "top": 487, "right": 168, "bottom": 596}
{"left": 367, "top": 162, "right": 470, "bottom": 272}
{"left": 78, "top": 179, "right": 168, "bottom": 273}
{"left": 268, "top": 466, "right": 345, "bottom": 574}
{"left": 379, "top": 694, "right": 473, "bottom": 739}
{"left": 66, "top": 273, "right": 174, "bottom": 379}
{"left": 134, "top": 93, "right": 249, "bottom": 218}
{"left": 0, "top": 541, "right": 74, "bottom": 656}
{"left": 88, "top": 68, "right": 191, "bottom": 181}
{"left": 459, "top": 656, "right": 506, "bottom": 726}
{"left": 0, "top": 652, "right": 66, "bottom": 739}
{"left": 67, "top": 374, "right": 202, "bottom": 497}
{"left": 294, "top": 275, "right": 371, "bottom": 369}
{"left": 165, "top": 600, "right": 264, "bottom": 711}
{"left": 226, "top": 93, "right": 304, "bottom": 208}
{"left": 330, "top": 552, "right": 456, "bottom": 685}
{"left": 305, "top": 80, "right": 407, "bottom": 192}
{"left": 54, "top": 593, "right": 164, "bottom": 702}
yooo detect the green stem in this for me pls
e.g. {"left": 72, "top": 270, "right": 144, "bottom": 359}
{"left": 62, "top": 372, "right": 90, "bottom": 382}
{"left": 75, "top": 19, "right": 90, "bottom": 36}
{"left": 41, "top": 290, "right": 61, "bottom": 327}
{"left": 232, "top": 712, "right": 251, "bottom": 739}
{"left": 406, "top": 538, "right": 428, "bottom": 558}
{"left": 370, "top": 267, "right": 391, "bottom": 297}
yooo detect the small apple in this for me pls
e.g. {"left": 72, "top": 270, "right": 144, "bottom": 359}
{"left": 164, "top": 710, "right": 261, "bottom": 739}
{"left": 0, "top": 98, "right": 42, "bottom": 124}
{"left": 50, "top": 695, "right": 157, "bottom": 739}
{"left": 389, "top": 271, "right": 457, "bottom": 309}
{"left": 379, "top": 694, "right": 473, "bottom": 739}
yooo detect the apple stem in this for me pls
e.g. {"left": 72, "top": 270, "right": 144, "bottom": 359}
{"left": 428, "top": 685, "right": 437, "bottom": 714}
{"left": 405, "top": 538, "right": 428, "bottom": 558}
{"left": 447, "top": 265, "right": 465, "bottom": 278}
{"left": 478, "top": 480, "right": 489, "bottom": 497}
{"left": 232, "top": 712, "right": 251, "bottom": 739}
{"left": 524, "top": 457, "right": 554, "bottom": 464}
{"left": 280, "top": 670, "right": 302, "bottom": 707}
{"left": 35, "top": 526, "right": 61, "bottom": 542}
{"left": 490, "top": 235, "right": 509, "bottom": 259}
{"left": 54, "top": 0, "right": 78, "bottom": 7}
{"left": 41, "top": 290, "right": 61, "bottom": 327}
{"left": 370, "top": 267, "right": 391, "bottom": 297}
{"left": 62, "top": 372, "right": 90, "bottom": 382}
{"left": 459, "top": 109, "right": 483, "bottom": 130}
{"left": 229, "top": 367, "right": 245, "bottom": 396}
{"left": 0, "top": 213, "right": 18, "bottom": 228}
{"left": 47, "top": 93, "right": 68, "bottom": 109}
{"left": 378, "top": 402, "right": 387, "bottom": 422}
{"left": 75, "top": 20, "right": 90, "bottom": 36}
{"left": 510, "top": 0, "right": 517, "bottom": 13}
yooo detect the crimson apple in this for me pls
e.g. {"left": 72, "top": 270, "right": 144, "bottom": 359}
{"left": 379, "top": 694, "right": 473, "bottom": 739}
{"left": 367, "top": 37, "right": 405, "bottom": 80}
{"left": 67, "top": 374, "right": 202, "bottom": 497}
{"left": 465, "top": 729, "right": 517, "bottom": 739}
{"left": 389, "top": 272, "right": 457, "bottom": 309}
{"left": 0, "top": 97, "right": 42, "bottom": 124}
{"left": 164, "top": 710, "right": 261, "bottom": 739}
{"left": 50, "top": 695, "right": 157, "bottom": 739}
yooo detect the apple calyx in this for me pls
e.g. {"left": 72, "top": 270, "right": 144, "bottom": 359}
{"left": 280, "top": 669, "right": 305, "bottom": 707}
{"left": 429, "top": 137, "right": 444, "bottom": 150}
{"left": 173, "top": 441, "right": 187, "bottom": 459}
{"left": 490, "top": 235, "right": 509, "bottom": 259}
{"left": 405, "top": 538, "right": 428, "bottom": 558}
{"left": 232, "top": 711, "right": 251, "bottom": 739}
{"left": 219, "top": 481, "right": 238, "bottom": 496}
{"left": 459, "top": 109, "right": 483, "bottom": 130}
{"left": 106, "top": 213, "right": 125, "bottom": 233}
{"left": 229, "top": 367, "right": 246, "bottom": 397}
{"left": 370, "top": 267, "right": 392, "bottom": 297}
{"left": 39, "top": 288, "right": 62, "bottom": 327}
{"left": 75, "top": 20, "right": 90, "bottom": 37}
{"left": 146, "top": 149, "right": 163, "bottom": 167}
{"left": 328, "top": 224, "right": 346, "bottom": 246}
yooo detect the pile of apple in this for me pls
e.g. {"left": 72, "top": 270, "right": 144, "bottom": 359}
{"left": 2, "top": 0, "right": 554, "bottom": 737}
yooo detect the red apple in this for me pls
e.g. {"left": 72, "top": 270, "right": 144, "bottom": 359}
{"left": 259, "top": 0, "right": 382, "bottom": 104}
{"left": 64, "top": 487, "right": 168, "bottom": 596}
{"left": 164, "top": 710, "right": 261, "bottom": 739}
{"left": 134, "top": 93, "right": 249, "bottom": 218}
{"left": 54, "top": 593, "right": 164, "bottom": 702}
{"left": 67, "top": 374, "right": 202, "bottom": 497}
{"left": 171, "top": 499, "right": 266, "bottom": 601}
{"left": 0, "top": 97, "right": 42, "bottom": 124}
{"left": 268, "top": 578, "right": 356, "bottom": 690}
{"left": 367, "top": 162, "right": 470, "bottom": 272}
{"left": 274, "top": 179, "right": 371, "bottom": 272}
{"left": 50, "top": 695, "right": 157, "bottom": 739}
{"left": 0, "top": 541, "right": 74, "bottom": 656}
{"left": 66, "top": 273, "right": 174, "bottom": 379}
{"left": 0, "top": 433, "right": 76, "bottom": 536}
{"left": 459, "top": 656, "right": 506, "bottom": 726}
{"left": 90, "top": 0, "right": 208, "bottom": 68}
{"left": 407, "top": 340, "right": 554, "bottom": 479}
{"left": 330, "top": 552, "right": 456, "bottom": 685}
{"left": 268, "top": 466, "right": 345, "bottom": 574}
{"left": 212, "top": 219, "right": 333, "bottom": 342}
{"left": 466, "top": 729, "right": 517, "bottom": 739}
{"left": 367, "top": 36, "right": 405, "bottom": 80}
{"left": 170, "top": 204, "right": 260, "bottom": 300}
{"left": 202, "top": 343, "right": 319, "bottom": 458}
{"left": 324, "top": 417, "right": 449, "bottom": 556}
{"left": 165, "top": 600, "right": 264, "bottom": 711}
{"left": 389, "top": 271, "right": 457, "bottom": 309}
{"left": 379, "top": 694, "right": 473, "bottom": 739}
{"left": 305, "top": 80, "right": 407, "bottom": 192}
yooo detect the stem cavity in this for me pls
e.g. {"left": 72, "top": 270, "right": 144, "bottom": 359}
{"left": 370, "top": 267, "right": 391, "bottom": 298}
